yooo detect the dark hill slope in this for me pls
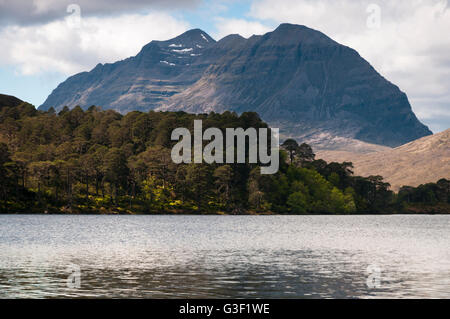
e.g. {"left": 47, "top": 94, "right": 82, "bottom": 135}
{"left": 0, "top": 94, "right": 23, "bottom": 108}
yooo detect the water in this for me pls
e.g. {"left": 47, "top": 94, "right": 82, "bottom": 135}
{"left": 0, "top": 215, "right": 449, "bottom": 299}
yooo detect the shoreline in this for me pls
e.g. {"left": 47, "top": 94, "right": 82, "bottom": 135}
{"left": 1, "top": 211, "right": 448, "bottom": 216}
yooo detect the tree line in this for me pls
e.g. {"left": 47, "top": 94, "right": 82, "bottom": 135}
{"left": 0, "top": 102, "right": 448, "bottom": 214}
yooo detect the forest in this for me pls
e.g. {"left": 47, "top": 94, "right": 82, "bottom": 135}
{"left": 0, "top": 101, "right": 449, "bottom": 214}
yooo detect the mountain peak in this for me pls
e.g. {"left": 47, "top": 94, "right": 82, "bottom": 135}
{"left": 136, "top": 28, "right": 216, "bottom": 61}
{"left": 219, "top": 34, "right": 245, "bottom": 41}
{"left": 166, "top": 28, "right": 215, "bottom": 46}
{"left": 275, "top": 23, "right": 308, "bottom": 30}
{"left": 216, "top": 34, "right": 246, "bottom": 49}
{"left": 271, "top": 23, "right": 336, "bottom": 45}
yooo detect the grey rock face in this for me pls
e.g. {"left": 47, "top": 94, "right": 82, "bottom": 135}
{"left": 39, "top": 24, "right": 432, "bottom": 147}
{"left": 40, "top": 29, "right": 217, "bottom": 114}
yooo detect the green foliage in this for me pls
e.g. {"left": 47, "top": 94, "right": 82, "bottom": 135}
{"left": 0, "top": 103, "right": 447, "bottom": 214}
{"left": 287, "top": 191, "right": 309, "bottom": 214}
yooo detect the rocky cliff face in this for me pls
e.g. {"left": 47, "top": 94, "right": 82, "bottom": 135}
{"left": 39, "top": 24, "right": 432, "bottom": 147}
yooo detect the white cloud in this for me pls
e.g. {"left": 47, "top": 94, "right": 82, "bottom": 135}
{"left": 0, "top": 12, "right": 190, "bottom": 75}
{"left": 0, "top": 0, "right": 199, "bottom": 25}
{"left": 249, "top": 0, "right": 450, "bottom": 132}
{"left": 214, "top": 18, "right": 272, "bottom": 39}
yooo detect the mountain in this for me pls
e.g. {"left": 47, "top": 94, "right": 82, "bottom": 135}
{"left": 317, "top": 129, "right": 450, "bottom": 191}
{"left": 0, "top": 94, "right": 23, "bottom": 108}
{"left": 39, "top": 24, "right": 432, "bottom": 148}
{"left": 40, "top": 29, "right": 217, "bottom": 114}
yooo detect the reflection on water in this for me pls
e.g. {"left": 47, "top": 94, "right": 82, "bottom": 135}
{"left": 0, "top": 215, "right": 449, "bottom": 298}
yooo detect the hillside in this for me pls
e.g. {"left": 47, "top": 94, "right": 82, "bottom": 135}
{"left": 317, "top": 129, "right": 450, "bottom": 191}
{"left": 1, "top": 102, "right": 447, "bottom": 214}
{"left": 0, "top": 94, "right": 23, "bottom": 108}
{"left": 39, "top": 24, "right": 431, "bottom": 148}
{"left": 0, "top": 105, "right": 376, "bottom": 214}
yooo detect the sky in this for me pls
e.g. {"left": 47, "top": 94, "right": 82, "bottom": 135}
{"left": 0, "top": 0, "right": 448, "bottom": 133}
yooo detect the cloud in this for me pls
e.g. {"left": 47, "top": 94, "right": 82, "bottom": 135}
{"left": 0, "top": 12, "right": 190, "bottom": 75}
{"left": 248, "top": 0, "right": 450, "bottom": 132}
{"left": 0, "top": 0, "right": 200, "bottom": 26}
{"left": 213, "top": 17, "right": 272, "bottom": 39}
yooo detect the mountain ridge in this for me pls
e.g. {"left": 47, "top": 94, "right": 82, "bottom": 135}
{"left": 39, "top": 23, "right": 432, "bottom": 148}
